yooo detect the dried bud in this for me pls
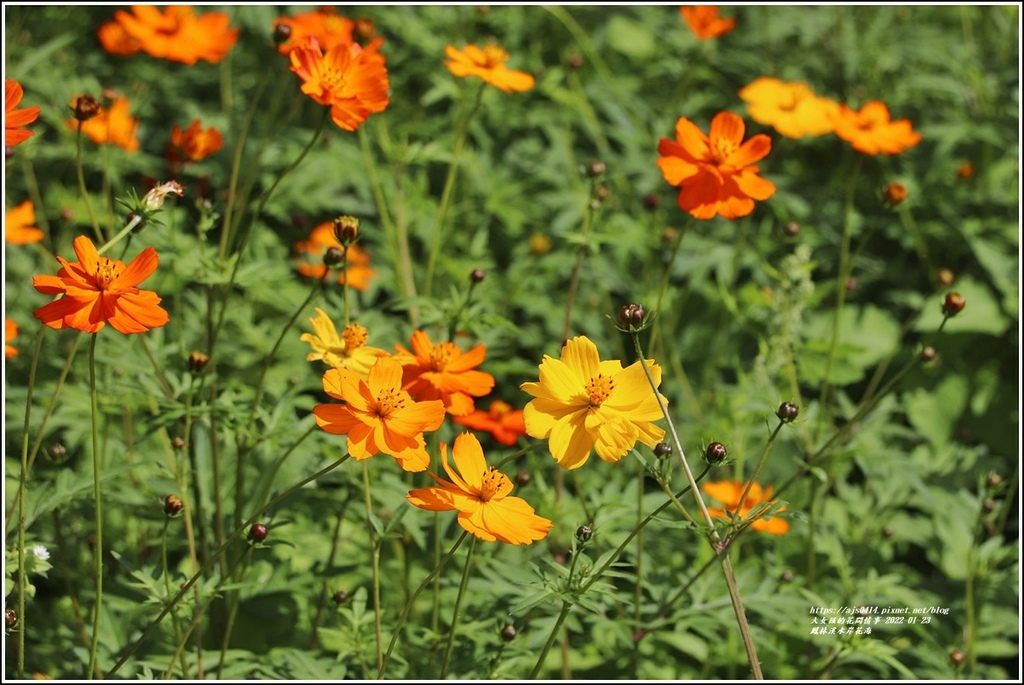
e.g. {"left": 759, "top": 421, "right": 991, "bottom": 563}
{"left": 920, "top": 346, "right": 936, "bottom": 362}
{"left": 143, "top": 181, "right": 185, "bottom": 211}
{"left": 618, "top": 303, "right": 646, "bottom": 331}
{"left": 575, "top": 525, "right": 593, "bottom": 543}
{"left": 515, "top": 470, "right": 531, "bottom": 487}
{"left": 653, "top": 442, "right": 672, "bottom": 458}
{"left": 164, "top": 494, "right": 184, "bottom": 517}
{"left": 942, "top": 292, "right": 965, "bottom": 317}
{"left": 48, "top": 443, "right": 67, "bottom": 461}
{"left": 883, "top": 182, "right": 908, "bottom": 206}
{"left": 593, "top": 184, "right": 611, "bottom": 201}
{"left": 642, "top": 193, "right": 659, "bottom": 211}
{"left": 956, "top": 162, "right": 974, "bottom": 180}
{"left": 332, "top": 215, "right": 359, "bottom": 245}
{"left": 704, "top": 442, "right": 727, "bottom": 464}
{"left": 986, "top": 472, "right": 1003, "bottom": 490}
{"left": 937, "top": 268, "right": 955, "bottom": 286}
{"left": 70, "top": 94, "right": 100, "bottom": 122}
{"left": 567, "top": 54, "right": 584, "bottom": 70}
{"left": 776, "top": 402, "right": 799, "bottom": 423}
{"left": 247, "top": 523, "right": 268, "bottom": 543}
{"left": 272, "top": 22, "right": 292, "bottom": 45}
{"left": 779, "top": 569, "right": 794, "bottom": 583}
{"left": 171, "top": 437, "right": 185, "bottom": 450}
{"left": 324, "top": 246, "right": 345, "bottom": 267}
{"left": 500, "top": 624, "right": 516, "bottom": 642}
{"left": 784, "top": 221, "right": 800, "bottom": 237}
{"left": 332, "top": 590, "right": 349, "bottom": 604}
{"left": 586, "top": 161, "right": 606, "bottom": 178}
{"left": 470, "top": 268, "right": 486, "bottom": 283}
{"left": 949, "top": 649, "right": 965, "bottom": 666}
{"left": 188, "top": 350, "right": 210, "bottom": 373}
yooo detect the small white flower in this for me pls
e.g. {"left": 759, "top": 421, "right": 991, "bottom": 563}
{"left": 31, "top": 544, "right": 50, "bottom": 562}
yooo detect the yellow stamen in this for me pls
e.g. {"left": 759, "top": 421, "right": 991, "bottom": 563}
{"left": 428, "top": 343, "right": 455, "bottom": 371}
{"left": 373, "top": 388, "right": 406, "bottom": 418}
{"left": 584, "top": 373, "right": 614, "bottom": 406}
{"left": 95, "top": 258, "right": 120, "bottom": 290}
{"left": 479, "top": 467, "right": 501, "bottom": 501}
{"left": 342, "top": 323, "right": 368, "bottom": 350}
{"left": 712, "top": 136, "right": 737, "bottom": 163}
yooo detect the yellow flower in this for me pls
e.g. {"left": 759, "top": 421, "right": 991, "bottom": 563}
{"left": 300, "top": 307, "right": 387, "bottom": 378}
{"left": 407, "top": 432, "right": 552, "bottom": 545}
{"left": 520, "top": 336, "right": 666, "bottom": 469}
{"left": 444, "top": 44, "right": 534, "bottom": 93}
{"left": 739, "top": 77, "right": 839, "bottom": 139}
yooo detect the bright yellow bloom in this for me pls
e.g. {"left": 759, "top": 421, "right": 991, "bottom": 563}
{"left": 312, "top": 356, "right": 446, "bottom": 472}
{"left": 702, "top": 480, "right": 789, "bottom": 535}
{"left": 300, "top": 307, "right": 387, "bottom": 378}
{"left": 520, "top": 336, "right": 666, "bottom": 470}
{"left": 407, "top": 433, "right": 552, "bottom": 545}
{"left": 739, "top": 77, "right": 840, "bottom": 139}
{"left": 444, "top": 44, "right": 534, "bottom": 93}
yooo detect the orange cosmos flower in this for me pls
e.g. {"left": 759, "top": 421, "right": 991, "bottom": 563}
{"left": 393, "top": 331, "right": 496, "bottom": 416}
{"left": 681, "top": 6, "right": 736, "bottom": 40}
{"left": 289, "top": 39, "right": 390, "bottom": 132}
{"left": 32, "top": 235, "right": 169, "bottom": 335}
{"left": 168, "top": 119, "right": 224, "bottom": 163}
{"left": 407, "top": 432, "right": 553, "bottom": 545}
{"left": 702, "top": 480, "right": 789, "bottom": 535}
{"left": 5, "top": 319, "right": 18, "bottom": 359}
{"left": 452, "top": 399, "right": 528, "bottom": 447}
{"left": 444, "top": 44, "right": 535, "bottom": 94}
{"left": 294, "top": 222, "right": 376, "bottom": 291}
{"left": 100, "top": 6, "right": 238, "bottom": 65}
{"left": 5, "top": 200, "right": 44, "bottom": 245}
{"left": 5, "top": 79, "right": 41, "bottom": 147}
{"left": 739, "top": 77, "right": 840, "bottom": 139}
{"left": 66, "top": 96, "right": 140, "bottom": 152}
{"left": 657, "top": 111, "right": 775, "bottom": 220}
{"left": 830, "top": 101, "right": 921, "bottom": 155}
{"left": 312, "top": 356, "right": 446, "bottom": 472}
{"left": 273, "top": 7, "right": 362, "bottom": 56}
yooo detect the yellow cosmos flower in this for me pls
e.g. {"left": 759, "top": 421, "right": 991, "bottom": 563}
{"left": 406, "top": 432, "right": 552, "bottom": 545}
{"left": 739, "top": 76, "right": 840, "bottom": 139}
{"left": 520, "top": 336, "right": 667, "bottom": 470}
{"left": 300, "top": 307, "right": 387, "bottom": 378}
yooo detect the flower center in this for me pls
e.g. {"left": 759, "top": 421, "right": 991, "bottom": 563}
{"left": 481, "top": 45, "right": 509, "bottom": 69}
{"left": 428, "top": 344, "right": 455, "bottom": 371}
{"left": 711, "top": 136, "right": 737, "bottom": 164}
{"left": 479, "top": 467, "right": 501, "bottom": 501}
{"left": 95, "top": 258, "right": 121, "bottom": 290}
{"left": 373, "top": 388, "right": 406, "bottom": 418}
{"left": 342, "top": 323, "right": 368, "bottom": 350}
{"left": 584, "top": 373, "right": 614, "bottom": 406}
{"left": 319, "top": 63, "right": 347, "bottom": 93}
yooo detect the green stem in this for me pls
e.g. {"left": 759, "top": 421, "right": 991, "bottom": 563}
{"left": 424, "top": 83, "right": 485, "bottom": 298}
{"left": 630, "top": 459, "right": 645, "bottom": 678}
{"left": 86, "top": 334, "right": 103, "bottom": 679}
{"left": 96, "top": 213, "right": 143, "bottom": 256}
{"left": 106, "top": 453, "right": 351, "bottom": 677}
{"left": 654, "top": 217, "right": 694, "bottom": 316}
{"left": 73, "top": 124, "right": 104, "bottom": 244}
{"left": 439, "top": 536, "right": 478, "bottom": 678}
{"left": 528, "top": 602, "right": 574, "bottom": 679}
{"left": 560, "top": 182, "right": 600, "bottom": 342}
{"left": 732, "top": 422, "right": 785, "bottom": 521}
{"left": 362, "top": 463, "right": 384, "bottom": 673}
{"left": 379, "top": 531, "right": 469, "bottom": 678}
{"left": 160, "top": 520, "right": 189, "bottom": 679}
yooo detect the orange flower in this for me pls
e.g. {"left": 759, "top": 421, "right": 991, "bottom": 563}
{"left": 739, "top": 77, "right": 840, "bottom": 139}
{"left": 956, "top": 162, "right": 975, "bottom": 180}
{"left": 273, "top": 7, "right": 360, "bottom": 56}
{"left": 444, "top": 44, "right": 534, "bottom": 93}
{"left": 681, "top": 6, "right": 736, "bottom": 40}
{"left": 406, "top": 433, "right": 552, "bottom": 545}
{"left": 452, "top": 400, "right": 528, "bottom": 447}
{"left": 5, "top": 319, "right": 18, "bottom": 359}
{"left": 702, "top": 480, "right": 789, "bottom": 535}
{"left": 393, "top": 331, "right": 495, "bottom": 416}
{"left": 5, "top": 200, "right": 44, "bottom": 245}
{"left": 66, "top": 97, "right": 140, "bottom": 152}
{"left": 99, "top": 6, "right": 238, "bottom": 65}
{"left": 5, "top": 79, "right": 40, "bottom": 147}
{"left": 294, "top": 222, "right": 376, "bottom": 291}
{"left": 657, "top": 111, "right": 775, "bottom": 219}
{"left": 830, "top": 101, "right": 921, "bottom": 155}
{"left": 289, "top": 40, "right": 390, "bottom": 132}
{"left": 33, "top": 235, "right": 169, "bottom": 335}
{"left": 169, "top": 119, "right": 224, "bottom": 162}
{"left": 312, "top": 356, "right": 446, "bottom": 472}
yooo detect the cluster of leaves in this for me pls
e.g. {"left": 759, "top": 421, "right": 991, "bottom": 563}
{"left": 3, "top": 5, "right": 1019, "bottom": 680}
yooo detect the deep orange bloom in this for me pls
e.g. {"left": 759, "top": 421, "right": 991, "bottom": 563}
{"left": 681, "top": 6, "right": 736, "bottom": 40}
{"left": 393, "top": 331, "right": 495, "bottom": 416}
{"left": 452, "top": 400, "right": 528, "bottom": 447}
{"left": 289, "top": 39, "right": 390, "bottom": 132}
{"left": 5, "top": 319, "right": 18, "bottom": 359}
{"left": 739, "top": 77, "right": 840, "bottom": 139}
{"left": 5, "top": 200, "right": 44, "bottom": 245}
{"left": 294, "top": 222, "right": 375, "bottom": 291}
{"left": 830, "top": 101, "right": 921, "bottom": 155}
{"left": 702, "top": 480, "right": 789, "bottom": 535}
{"left": 169, "top": 119, "right": 224, "bottom": 162}
{"left": 66, "top": 97, "right": 140, "bottom": 152}
{"left": 99, "top": 6, "right": 238, "bottom": 65}
{"left": 312, "top": 356, "right": 446, "bottom": 472}
{"left": 274, "top": 7, "right": 359, "bottom": 56}
{"left": 444, "top": 44, "right": 534, "bottom": 93}
{"left": 33, "top": 235, "right": 169, "bottom": 335}
{"left": 658, "top": 111, "right": 775, "bottom": 219}
{"left": 5, "top": 79, "right": 41, "bottom": 147}
{"left": 407, "top": 433, "right": 553, "bottom": 545}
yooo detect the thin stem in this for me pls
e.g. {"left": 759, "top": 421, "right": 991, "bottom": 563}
{"left": 424, "top": 83, "right": 485, "bottom": 298}
{"left": 379, "top": 531, "right": 470, "bottom": 678}
{"left": 160, "top": 520, "right": 189, "bottom": 679}
{"left": 309, "top": 506, "right": 349, "bottom": 648}
{"left": 73, "top": 123, "right": 104, "bottom": 243}
{"left": 560, "top": 184, "right": 600, "bottom": 342}
{"left": 439, "top": 536, "right": 478, "bottom": 678}
{"left": 95, "top": 213, "right": 143, "bottom": 256}
{"left": 654, "top": 217, "right": 693, "bottom": 316}
{"left": 86, "top": 334, "right": 103, "bottom": 679}
{"left": 362, "top": 463, "right": 384, "bottom": 673}
{"left": 528, "top": 602, "right": 574, "bottom": 679}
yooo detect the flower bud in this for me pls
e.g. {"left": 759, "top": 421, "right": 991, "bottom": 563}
{"left": 272, "top": 23, "right": 292, "bottom": 45}
{"left": 937, "top": 268, "right": 955, "bottom": 286}
{"left": 949, "top": 649, "right": 965, "bottom": 666}
{"left": 845, "top": 277, "right": 857, "bottom": 292}
{"left": 354, "top": 17, "right": 376, "bottom": 41}
{"left": 920, "top": 346, "right": 936, "bottom": 362}
{"left": 332, "top": 590, "right": 349, "bottom": 604}
{"left": 164, "top": 494, "right": 184, "bottom": 517}
{"left": 171, "top": 437, "right": 185, "bottom": 450}
{"left": 883, "top": 182, "right": 908, "bottom": 206}
{"left": 776, "top": 402, "right": 799, "bottom": 423}
{"left": 70, "top": 94, "right": 100, "bottom": 122}
{"left": 470, "top": 268, "right": 486, "bottom": 283}
{"left": 6, "top": 609, "right": 16, "bottom": 628}
{"left": 586, "top": 161, "right": 606, "bottom": 178}
{"left": 48, "top": 443, "right": 67, "bottom": 462}
{"left": 188, "top": 350, "right": 210, "bottom": 373}
{"left": 653, "top": 442, "right": 672, "bottom": 458}
{"left": 593, "top": 184, "right": 610, "bottom": 201}
{"left": 515, "top": 470, "right": 531, "bottom": 487}
{"left": 704, "top": 442, "right": 727, "bottom": 464}
{"left": 575, "top": 525, "right": 593, "bottom": 543}
{"left": 881, "top": 526, "right": 893, "bottom": 539}
{"left": 500, "top": 624, "right": 516, "bottom": 642}
{"left": 779, "top": 569, "right": 794, "bottom": 583}
{"left": 324, "top": 246, "right": 345, "bottom": 267}
{"left": 618, "top": 303, "right": 646, "bottom": 331}
{"left": 642, "top": 193, "right": 659, "bottom": 211}
{"left": 982, "top": 498, "right": 996, "bottom": 513}
{"left": 566, "top": 54, "right": 584, "bottom": 70}
{"left": 332, "top": 215, "right": 359, "bottom": 245}
{"left": 784, "top": 221, "right": 800, "bottom": 237}
{"left": 248, "top": 523, "right": 268, "bottom": 543}
{"left": 60, "top": 207, "right": 74, "bottom": 221}
{"left": 942, "top": 292, "right": 966, "bottom": 317}
{"left": 143, "top": 181, "right": 185, "bottom": 211}
{"left": 986, "top": 472, "right": 1002, "bottom": 490}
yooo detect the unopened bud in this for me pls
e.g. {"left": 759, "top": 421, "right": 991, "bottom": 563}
{"left": 188, "top": 350, "right": 210, "bottom": 373}
{"left": 70, "top": 94, "right": 100, "bottom": 122}
{"left": 272, "top": 23, "right": 292, "bottom": 45}
{"left": 48, "top": 443, "right": 67, "bottom": 461}
{"left": 171, "top": 437, "right": 185, "bottom": 450}
{"left": 575, "top": 525, "right": 593, "bottom": 543}
{"left": 920, "top": 346, "right": 936, "bottom": 362}
{"left": 248, "top": 523, "right": 268, "bottom": 543}
{"left": 618, "top": 303, "right": 646, "bottom": 331}
{"left": 653, "top": 442, "right": 672, "bottom": 458}
{"left": 324, "top": 246, "right": 345, "bottom": 267}
{"left": 776, "top": 402, "right": 799, "bottom": 423}
{"left": 332, "top": 590, "right": 349, "bottom": 604}
{"left": 986, "top": 473, "right": 1002, "bottom": 489}
{"left": 642, "top": 193, "right": 659, "bottom": 211}
{"left": 586, "top": 161, "right": 606, "bottom": 178}
{"left": 500, "top": 624, "right": 516, "bottom": 642}
{"left": 515, "top": 470, "right": 531, "bottom": 487}
{"left": 956, "top": 162, "right": 974, "bottom": 180}
{"left": 5, "top": 609, "right": 16, "bottom": 628}
{"left": 883, "top": 182, "right": 908, "bottom": 206}
{"left": 950, "top": 649, "right": 965, "bottom": 666}
{"left": 470, "top": 268, "right": 486, "bottom": 283}
{"left": 332, "top": 215, "right": 359, "bottom": 245}
{"left": 942, "top": 292, "right": 965, "bottom": 317}
{"left": 704, "top": 442, "right": 727, "bottom": 464}
{"left": 593, "top": 184, "right": 610, "bottom": 201}
{"left": 566, "top": 54, "right": 584, "bottom": 70}
{"left": 937, "top": 268, "right": 955, "bottom": 286}
{"left": 164, "top": 494, "right": 184, "bottom": 517}
{"left": 354, "top": 17, "right": 376, "bottom": 41}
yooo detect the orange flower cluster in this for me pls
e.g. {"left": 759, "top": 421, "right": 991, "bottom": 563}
{"left": 294, "top": 222, "right": 376, "bottom": 291}
{"left": 393, "top": 331, "right": 496, "bottom": 416}
{"left": 98, "top": 6, "right": 238, "bottom": 65}
{"left": 65, "top": 96, "right": 140, "bottom": 152}
{"left": 452, "top": 400, "right": 527, "bottom": 447}
{"left": 5, "top": 79, "right": 40, "bottom": 147}
{"left": 681, "top": 6, "right": 736, "bottom": 40}
{"left": 168, "top": 119, "right": 224, "bottom": 163}
{"left": 444, "top": 44, "right": 535, "bottom": 93}
{"left": 5, "top": 200, "right": 44, "bottom": 245}
{"left": 273, "top": 7, "right": 382, "bottom": 57}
